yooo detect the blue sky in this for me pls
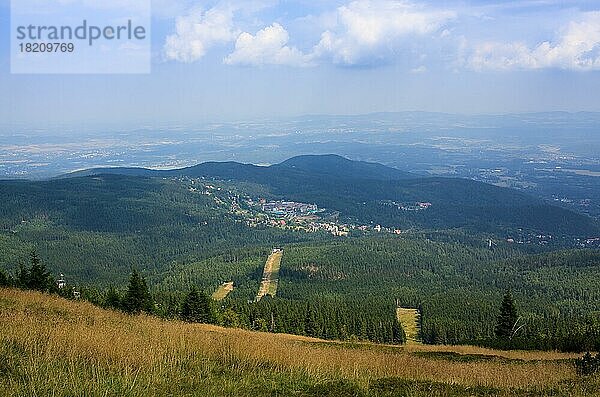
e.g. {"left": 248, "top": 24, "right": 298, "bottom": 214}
{"left": 1, "top": 0, "right": 600, "bottom": 126}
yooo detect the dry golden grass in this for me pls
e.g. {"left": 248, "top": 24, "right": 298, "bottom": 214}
{"left": 402, "top": 342, "right": 580, "bottom": 361}
{"left": 0, "top": 288, "right": 596, "bottom": 396}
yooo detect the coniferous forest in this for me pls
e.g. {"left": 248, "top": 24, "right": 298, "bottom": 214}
{"left": 0, "top": 157, "right": 599, "bottom": 351}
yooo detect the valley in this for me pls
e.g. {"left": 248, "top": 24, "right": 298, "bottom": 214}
{"left": 0, "top": 155, "right": 598, "bottom": 353}
{"left": 4, "top": 112, "right": 599, "bottom": 221}
{"left": 5, "top": 0, "right": 600, "bottom": 392}
{"left": 0, "top": 155, "right": 600, "bottom": 380}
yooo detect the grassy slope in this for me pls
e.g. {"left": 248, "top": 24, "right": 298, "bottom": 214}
{"left": 1, "top": 288, "right": 599, "bottom": 397}
{"left": 256, "top": 250, "right": 282, "bottom": 301}
{"left": 212, "top": 281, "right": 234, "bottom": 301}
{"left": 396, "top": 308, "right": 421, "bottom": 344}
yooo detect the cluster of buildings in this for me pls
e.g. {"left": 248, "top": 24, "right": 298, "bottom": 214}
{"left": 182, "top": 178, "right": 406, "bottom": 238}
{"left": 261, "top": 201, "right": 318, "bottom": 216}
{"left": 380, "top": 200, "right": 432, "bottom": 211}
{"left": 576, "top": 237, "right": 600, "bottom": 248}
{"left": 302, "top": 222, "right": 349, "bottom": 237}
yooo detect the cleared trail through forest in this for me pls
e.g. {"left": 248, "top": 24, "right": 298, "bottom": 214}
{"left": 212, "top": 281, "right": 234, "bottom": 300}
{"left": 397, "top": 307, "right": 422, "bottom": 344}
{"left": 256, "top": 249, "right": 283, "bottom": 301}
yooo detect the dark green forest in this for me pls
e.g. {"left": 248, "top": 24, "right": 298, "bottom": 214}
{"left": 1, "top": 156, "right": 599, "bottom": 351}
{"left": 66, "top": 155, "right": 600, "bottom": 235}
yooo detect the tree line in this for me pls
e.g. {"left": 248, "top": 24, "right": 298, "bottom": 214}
{"left": 3, "top": 249, "right": 599, "bottom": 352}
{"left": 0, "top": 253, "right": 403, "bottom": 344}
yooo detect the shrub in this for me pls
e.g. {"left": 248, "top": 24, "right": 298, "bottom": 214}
{"left": 575, "top": 352, "right": 600, "bottom": 376}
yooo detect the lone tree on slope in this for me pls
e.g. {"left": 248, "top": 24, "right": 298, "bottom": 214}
{"left": 495, "top": 290, "right": 520, "bottom": 339}
{"left": 181, "top": 287, "right": 215, "bottom": 324}
{"left": 104, "top": 286, "right": 122, "bottom": 311}
{"left": 123, "top": 269, "right": 154, "bottom": 314}
{"left": 19, "top": 251, "right": 55, "bottom": 292}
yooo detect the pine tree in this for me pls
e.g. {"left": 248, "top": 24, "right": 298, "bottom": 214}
{"left": 181, "top": 287, "right": 215, "bottom": 324}
{"left": 27, "top": 252, "right": 54, "bottom": 292}
{"left": 161, "top": 294, "right": 182, "bottom": 319}
{"left": 16, "top": 262, "right": 28, "bottom": 289}
{"left": 104, "top": 287, "right": 122, "bottom": 310}
{"left": 304, "top": 305, "right": 318, "bottom": 337}
{"left": 495, "top": 290, "right": 519, "bottom": 339}
{"left": 222, "top": 308, "right": 241, "bottom": 328}
{"left": 123, "top": 269, "right": 153, "bottom": 314}
{"left": 392, "top": 318, "right": 406, "bottom": 344}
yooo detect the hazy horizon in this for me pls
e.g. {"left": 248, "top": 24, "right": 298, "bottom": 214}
{"left": 3, "top": 0, "right": 600, "bottom": 125}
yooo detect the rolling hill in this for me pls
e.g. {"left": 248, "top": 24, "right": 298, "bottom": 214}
{"left": 63, "top": 154, "right": 599, "bottom": 236}
{"left": 1, "top": 155, "right": 600, "bottom": 356}
{"left": 275, "top": 154, "right": 414, "bottom": 180}
{"left": 0, "top": 154, "right": 596, "bottom": 289}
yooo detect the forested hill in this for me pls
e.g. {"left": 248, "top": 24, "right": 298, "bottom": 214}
{"left": 64, "top": 154, "right": 413, "bottom": 181}
{"left": 62, "top": 154, "right": 599, "bottom": 236}
{"left": 274, "top": 154, "right": 414, "bottom": 180}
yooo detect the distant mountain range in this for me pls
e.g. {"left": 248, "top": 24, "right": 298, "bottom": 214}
{"left": 65, "top": 154, "right": 413, "bottom": 181}
{"left": 4, "top": 111, "right": 599, "bottom": 180}
{"left": 61, "top": 154, "right": 599, "bottom": 236}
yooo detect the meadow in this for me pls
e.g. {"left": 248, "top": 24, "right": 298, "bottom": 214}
{"left": 1, "top": 288, "right": 598, "bottom": 396}
{"left": 212, "top": 281, "right": 234, "bottom": 301}
{"left": 396, "top": 308, "right": 421, "bottom": 344}
{"left": 256, "top": 250, "right": 282, "bottom": 301}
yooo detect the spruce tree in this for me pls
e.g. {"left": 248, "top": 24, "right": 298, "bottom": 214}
{"left": 304, "top": 305, "right": 318, "bottom": 337}
{"left": 104, "top": 287, "right": 122, "bottom": 310}
{"left": 16, "top": 262, "right": 28, "bottom": 289}
{"left": 222, "top": 308, "right": 241, "bottom": 328}
{"left": 181, "top": 287, "right": 215, "bottom": 324}
{"left": 161, "top": 295, "right": 181, "bottom": 319}
{"left": 27, "top": 252, "right": 54, "bottom": 292}
{"left": 123, "top": 269, "right": 153, "bottom": 314}
{"left": 495, "top": 290, "right": 518, "bottom": 339}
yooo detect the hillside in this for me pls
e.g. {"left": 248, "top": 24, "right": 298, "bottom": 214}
{"left": 276, "top": 154, "right": 414, "bottom": 180}
{"left": 62, "top": 154, "right": 599, "bottom": 236}
{"left": 0, "top": 175, "right": 322, "bottom": 285}
{"left": 157, "top": 236, "right": 600, "bottom": 349}
{"left": 1, "top": 155, "right": 599, "bottom": 352}
{"left": 2, "top": 288, "right": 597, "bottom": 397}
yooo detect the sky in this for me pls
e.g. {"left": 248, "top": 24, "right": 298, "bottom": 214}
{"left": 1, "top": 0, "right": 600, "bottom": 126}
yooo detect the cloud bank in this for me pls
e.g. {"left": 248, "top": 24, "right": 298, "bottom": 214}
{"left": 467, "top": 12, "right": 600, "bottom": 71}
{"left": 162, "top": 1, "right": 600, "bottom": 72}
{"left": 312, "top": 0, "right": 455, "bottom": 65}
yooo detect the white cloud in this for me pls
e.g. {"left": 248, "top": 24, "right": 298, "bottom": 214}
{"left": 410, "top": 65, "right": 427, "bottom": 73}
{"left": 162, "top": 0, "right": 456, "bottom": 68}
{"left": 467, "top": 12, "right": 600, "bottom": 71}
{"left": 312, "top": 0, "right": 455, "bottom": 65}
{"left": 164, "top": 6, "right": 238, "bottom": 63}
{"left": 161, "top": 1, "right": 600, "bottom": 73}
{"left": 224, "top": 23, "right": 312, "bottom": 67}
